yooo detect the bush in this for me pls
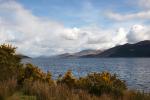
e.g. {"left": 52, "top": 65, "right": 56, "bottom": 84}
{"left": 57, "top": 71, "right": 126, "bottom": 97}
{"left": 57, "top": 70, "right": 77, "bottom": 88}
{"left": 18, "top": 63, "right": 54, "bottom": 86}
{"left": 77, "top": 72, "right": 126, "bottom": 97}
{"left": 0, "top": 44, "right": 22, "bottom": 81}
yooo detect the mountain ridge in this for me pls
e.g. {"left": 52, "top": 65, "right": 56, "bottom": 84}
{"left": 82, "top": 40, "right": 150, "bottom": 58}
{"left": 57, "top": 49, "right": 102, "bottom": 58}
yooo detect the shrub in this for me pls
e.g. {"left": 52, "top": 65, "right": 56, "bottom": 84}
{"left": 18, "top": 63, "right": 54, "bottom": 86}
{"left": 57, "top": 71, "right": 126, "bottom": 97}
{"left": 76, "top": 72, "right": 126, "bottom": 97}
{"left": 0, "top": 44, "right": 22, "bottom": 81}
{"left": 57, "top": 70, "right": 77, "bottom": 88}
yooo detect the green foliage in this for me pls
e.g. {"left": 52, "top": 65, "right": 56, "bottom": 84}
{"left": 77, "top": 72, "right": 126, "bottom": 96}
{"left": 57, "top": 70, "right": 77, "bottom": 88}
{"left": 0, "top": 43, "right": 54, "bottom": 86}
{"left": 18, "top": 63, "right": 54, "bottom": 86}
{"left": 58, "top": 71, "right": 126, "bottom": 97}
{"left": 0, "top": 44, "right": 22, "bottom": 80}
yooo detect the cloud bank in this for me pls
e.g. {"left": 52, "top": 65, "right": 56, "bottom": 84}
{"left": 0, "top": 1, "right": 150, "bottom": 57}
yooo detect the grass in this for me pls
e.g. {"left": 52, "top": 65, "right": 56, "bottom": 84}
{"left": 0, "top": 78, "right": 17, "bottom": 100}
{"left": 22, "top": 81, "right": 110, "bottom": 100}
{"left": 6, "top": 92, "right": 36, "bottom": 100}
{"left": 0, "top": 77, "right": 150, "bottom": 100}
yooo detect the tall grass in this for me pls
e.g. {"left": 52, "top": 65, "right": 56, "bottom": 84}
{"left": 22, "top": 80, "right": 104, "bottom": 100}
{"left": 22, "top": 80, "right": 150, "bottom": 100}
{"left": 0, "top": 74, "right": 150, "bottom": 100}
{"left": 0, "top": 78, "right": 17, "bottom": 100}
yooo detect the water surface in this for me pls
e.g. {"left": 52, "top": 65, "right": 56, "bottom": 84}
{"left": 23, "top": 58, "right": 150, "bottom": 92}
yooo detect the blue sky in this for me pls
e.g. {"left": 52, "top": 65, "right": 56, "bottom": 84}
{"left": 17, "top": 0, "right": 140, "bottom": 27}
{"left": 0, "top": 0, "right": 150, "bottom": 57}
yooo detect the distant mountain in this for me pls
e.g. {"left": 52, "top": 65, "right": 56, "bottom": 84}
{"left": 73, "top": 49, "right": 102, "bottom": 57}
{"left": 17, "top": 54, "right": 31, "bottom": 59}
{"left": 57, "top": 49, "right": 102, "bottom": 58}
{"left": 83, "top": 40, "right": 150, "bottom": 58}
{"left": 58, "top": 53, "right": 74, "bottom": 58}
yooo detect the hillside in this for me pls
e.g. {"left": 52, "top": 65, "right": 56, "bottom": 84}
{"left": 83, "top": 40, "right": 150, "bottom": 57}
{"left": 17, "top": 54, "right": 31, "bottom": 59}
{"left": 58, "top": 49, "right": 102, "bottom": 58}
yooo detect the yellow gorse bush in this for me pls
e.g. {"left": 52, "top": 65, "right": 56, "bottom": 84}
{"left": 18, "top": 63, "right": 54, "bottom": 86}
{"left": 57, "top": 71, "right": 126, "bottom": 96}
{"left": 57, "top": 70, "right": 77, "bottom": 88}
{"left": 0, "top": 44, "right": 21, "bottom": 81}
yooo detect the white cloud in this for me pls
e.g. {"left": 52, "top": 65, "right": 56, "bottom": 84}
{"left": 127, "top": 24, "right": 150, "bottom": 43}
{"left": 61, "top": 27, "right": 80, "bottom": 40}
{"left": 79, "top": 26, "right": 127, "bottom": 50}
{"left": 113, "top": 28, "right": 127, "bottom": 45}
{"left": 107, "top": 11, "right": 150, "bottom": 21}
{"left": 106, "top": 0, "right": 150, "bottom": 21}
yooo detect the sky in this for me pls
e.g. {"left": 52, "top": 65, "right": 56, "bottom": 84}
{"left": 0, "top": 0, "right": 150, "bottom": 57}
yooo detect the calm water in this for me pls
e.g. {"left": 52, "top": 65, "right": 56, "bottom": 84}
{"left": 23, "top": 58, "right": 150, "bottom": 92}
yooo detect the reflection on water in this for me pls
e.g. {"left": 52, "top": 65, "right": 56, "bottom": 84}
{"left": 22, "top": 58, "right": 150, "bottom": 92}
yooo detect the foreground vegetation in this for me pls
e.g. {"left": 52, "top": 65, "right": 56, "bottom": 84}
{"left": 0, "top": 44, "right": 150, "bottom": 100}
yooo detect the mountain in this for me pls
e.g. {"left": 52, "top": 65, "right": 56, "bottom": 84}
{"left": 17, "top": 54, "right": 31, "bottom": 59}
{"left": 83, "top": 40, "right": 150, "bottom": 58}
{"left": 73, "top": 49, "right": 102, "bottom": 57}
{"left": 58, "top": 53, "right": 74, "bottom": 58}
{"left": 58, "top": 49, "right": 102, "bottom": 58}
